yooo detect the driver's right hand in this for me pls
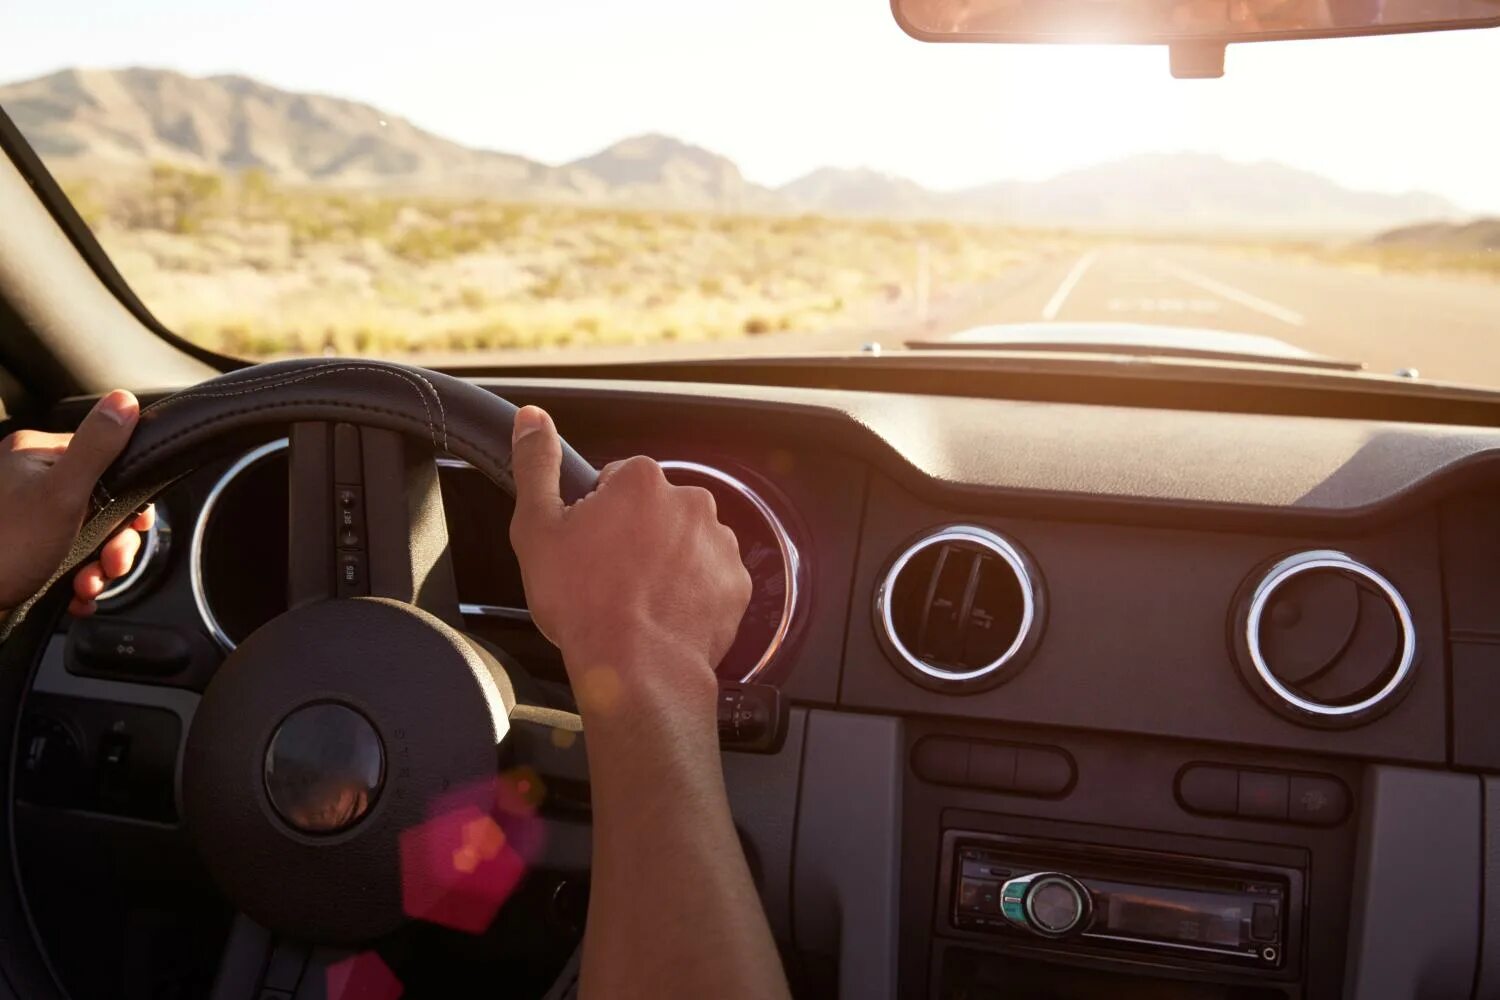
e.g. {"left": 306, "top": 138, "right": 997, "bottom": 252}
{"left": 506, "top": 405, "right": 752, "bottom": 727}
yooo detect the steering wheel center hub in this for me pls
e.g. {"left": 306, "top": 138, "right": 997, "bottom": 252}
{"left": 182, "top": 597, "right": 514, "bottom": 943}
{"left": 264, "top": 702, "right": 386, "bottom": 835}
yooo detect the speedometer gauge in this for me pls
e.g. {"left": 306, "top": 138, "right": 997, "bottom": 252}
{"left": 659, "top": 461, "right": 800, "bottom": 683}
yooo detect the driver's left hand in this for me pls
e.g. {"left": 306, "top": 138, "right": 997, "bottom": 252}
{"left": 0, "top": 390, "right": 154, "bottom": 619}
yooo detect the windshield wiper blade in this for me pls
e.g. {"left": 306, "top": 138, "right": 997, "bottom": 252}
{"left": 904, "top": 321, "right": 1372, "bottom": 372}
{"left": 904, "top": 332, "right": 1365, "bottom": 373}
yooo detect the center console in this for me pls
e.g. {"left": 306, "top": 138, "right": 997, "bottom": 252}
{"left": 898, "top": 719, "right": 1360, "bottom": 999}
{"left": 944, "top": 835, "right": 1297, "bottom": 971}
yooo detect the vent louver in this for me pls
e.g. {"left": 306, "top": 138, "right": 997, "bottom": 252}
{"left": 876, "top": 526, "right": 1043, "bottom": 691}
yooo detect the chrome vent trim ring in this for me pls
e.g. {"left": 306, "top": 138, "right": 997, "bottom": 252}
{"left": 191, "top": 438, "right": 289, "bottom": 652}
{"left": 876, "top": 525, "right": 1038, "bottom": 683}
{"left": 1244, "top": 549, "right": 1417, "bottom": 719}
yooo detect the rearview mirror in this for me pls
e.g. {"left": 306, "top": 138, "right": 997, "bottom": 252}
{"left": 892, "top": 0, "right": 1500, "bottom": 76}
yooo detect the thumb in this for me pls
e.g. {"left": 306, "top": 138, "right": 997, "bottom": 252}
{"left": 50, "top": 390, "right": 140, "bottom": 506}
{"left": 509, "top": 405, "right": 564, "bottom": 528}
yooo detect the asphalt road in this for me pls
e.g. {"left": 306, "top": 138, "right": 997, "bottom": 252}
{"left": 942, "top": 244, "right": 1500, "bottom": 387}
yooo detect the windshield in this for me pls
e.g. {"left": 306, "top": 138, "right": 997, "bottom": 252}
{"left": 2, "top": 1, "right": 1497, "bottom": 384}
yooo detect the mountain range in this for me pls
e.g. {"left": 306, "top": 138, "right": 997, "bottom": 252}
{"left": 0, "top": 67, "right": 1461, "bottom": 233}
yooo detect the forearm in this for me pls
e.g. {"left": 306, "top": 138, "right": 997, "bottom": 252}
{"left": 575, "top": 665, "right": 789, "bottom": 1000}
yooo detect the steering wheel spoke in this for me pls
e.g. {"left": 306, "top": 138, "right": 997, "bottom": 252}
{"left": 286, "top": 421, "right": 463, "bottom": 627}
{"left": 210, "top": 914, "right": 362, "bottom": 1000}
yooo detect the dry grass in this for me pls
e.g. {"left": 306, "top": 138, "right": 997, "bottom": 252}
{"left": 1196, "top": 234, "right": 1500, "bottom": 282}
{"left": 63, "top": 165, "right": 1084, "bottom": 358}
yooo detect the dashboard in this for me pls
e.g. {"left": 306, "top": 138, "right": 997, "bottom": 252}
{"left": 15, "top": 377, "right": 1500, "bottom": 1000}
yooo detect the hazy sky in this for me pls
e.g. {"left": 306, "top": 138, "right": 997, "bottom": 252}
{"left": 5, "top": 0, "right": 1500, "bottom": 212}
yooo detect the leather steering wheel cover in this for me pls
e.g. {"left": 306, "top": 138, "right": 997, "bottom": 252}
{"left": 0, "top": 360, "right": 598, "bottom": 997}
{"left": 103, "top": 358, "right": 596, "bottom": 504}
{"left": 0, "top": 359, "right": 597, "bottom": 643}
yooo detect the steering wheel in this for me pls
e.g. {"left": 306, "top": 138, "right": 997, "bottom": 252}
{"left": 0, "top": 359, "right": 599, "bottom": 999}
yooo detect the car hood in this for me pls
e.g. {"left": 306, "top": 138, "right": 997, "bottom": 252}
{"left": 908, "top": 322, "right": 1360, "bottom": 371}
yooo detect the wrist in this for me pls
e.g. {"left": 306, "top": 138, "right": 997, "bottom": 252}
{"left": 564, "top": 647, "right": 719, "bottom": 752}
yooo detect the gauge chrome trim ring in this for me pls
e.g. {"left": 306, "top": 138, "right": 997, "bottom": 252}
{"left": 448, "top": 458, "right": 801, "bottom": 684}
{"left": 1244, "top": 549, "right": 1416, "bottom": 719}
{"left": 876, "top": 525, "right": 1038, "bottom": 683}
{"left": 458, "top": 603, "right": 533, "bottom": 622}
{"left": 98, "top": 508, "right": 170, "bottom": 603}
{"left": 657, "top": 460, "right": 801, "bottom": 683}
{"left": 191, "top": 438, "right": 289, "bottom": 652}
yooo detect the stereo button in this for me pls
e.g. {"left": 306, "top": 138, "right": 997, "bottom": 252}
{"left": 958, "top": 877, "right": 1001, "bottom": 914}
{"left": 969, "top": 744, "right": 1018, "bottom": 789}
{"left": 912, "top": 737, "right": 969, "bottom": 785}
{"left": 1288, "top": 775, "right": 1350, "bottom": 826}
{"left": 1014, "top": 748, "right": 1072, "bottom": 795}
{"left": 1177, "top": 765, "right": 1238, "bottom": 815}
{"left": 1239, "top": 771, "right": 1289, "bottom": 820}
{"left": 1250, "top": 902, "right": 1279, "bottom": 942}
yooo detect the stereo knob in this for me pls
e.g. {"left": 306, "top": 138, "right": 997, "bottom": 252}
{"left": 999, "top": 872, "right": 1092, "bottom": 938}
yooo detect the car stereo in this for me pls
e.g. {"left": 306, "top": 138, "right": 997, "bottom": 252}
{"left": 941, "top": 832, "right": 1303, "bottom": 975}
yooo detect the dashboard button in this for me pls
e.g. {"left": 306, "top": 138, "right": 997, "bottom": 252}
{"left": 336, "top": 551, "right": 367, "bottom": 596}
{"left": 1288, "top": 774, "right": 1350, "bottom": 826}
{"left": 1250, "top": 902, "right": 1279, "bottom": 942}
{"left": 70, "top": 620, "right": 191, "bottom": 676}
{"left": 912, "top": 737, "right": 970, "bottom": 785}
{"left": 1177, "top": 765, "right": 1238, "bottom": 815}
{"left": 968, "top": 743, "right": 1018, "bottom": 790}
{"left": 96, "top": 732, "right": 132, "bottom": 805}
{"left": 958, "top": 876, "right": 1001, "bottom": 914}
{"left": 1238, "top": 771, "right": 1289, "bottom": 820}
{"left": 1013, "top": 748, "right": 1073, "bottom": 796}
{"left": 334, "top": 485, "right": 364, "bottom": 549}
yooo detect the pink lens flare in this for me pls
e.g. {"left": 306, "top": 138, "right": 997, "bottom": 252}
{"left": 397, "top": 772, "right": 546, "bottom": 934}
{"left": 325, "top": 951, "right": 403, "bottom": 1000}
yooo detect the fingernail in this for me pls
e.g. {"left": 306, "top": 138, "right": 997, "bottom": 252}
{"left": 512, "top": 405, "right": 547, "bottom": 444}
{"left": 96, "top": 390, "right": 139, "bottom": 427}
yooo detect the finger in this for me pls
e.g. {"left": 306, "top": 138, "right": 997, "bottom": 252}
{"left": 49, "top": 390, "right": 140, "bottom": 507}
{"left": 99, "top": 528, "right": 142, "bottom": 580}
{"left": 68, "top": 598, "right": 98, "bottom": 618}
{"left": 130, "top": 504, "right": 156, "bottom": 532}
{"left": 509, "top": 406, "right": 564, "bottom": 530}
{"left": 73, "top": 563, "right": 109, "bottom": 601}
{"left": 575, "top": 459, "right": 626, "bottom": 501}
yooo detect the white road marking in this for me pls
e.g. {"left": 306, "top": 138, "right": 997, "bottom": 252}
{"left": 1041, "top": 250, "right": 1099, "bottom": 321}
{"left": 1152, "top": 259, "right": 1305, "bottom": 327}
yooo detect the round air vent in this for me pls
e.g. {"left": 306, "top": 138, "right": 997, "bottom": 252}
{"left": 875, "top": 525, "right": 1044, "bottom": 691}
{"left": 1233, "top": 550, "right": 1416, "bottom": 727}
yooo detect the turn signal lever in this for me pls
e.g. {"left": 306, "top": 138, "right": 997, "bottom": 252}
{"left": 716, "top": 683, "right": 787, "bottom": 753}
{"left": 999, "top": 872, "right": 1093, "bottom": 939}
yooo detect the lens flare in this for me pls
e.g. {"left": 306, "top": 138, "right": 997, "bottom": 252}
{"left": 397, "top": 775, "right": 545, "bottom": 934}
{"left": 325, "top": 952, "right": 403, "bottom": 1000}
